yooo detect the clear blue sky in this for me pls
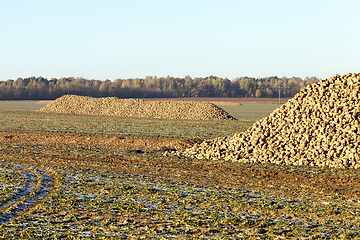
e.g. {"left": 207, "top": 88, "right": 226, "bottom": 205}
{"left": 1, "top": 0, "right": 359, "bottom": 81}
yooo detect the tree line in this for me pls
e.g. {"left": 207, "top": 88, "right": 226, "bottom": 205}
{"left": 0, "top": 75, "right": 319, "bottom": 100}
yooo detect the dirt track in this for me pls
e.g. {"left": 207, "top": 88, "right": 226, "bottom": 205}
{"left": 1, "top": 130, "right": 359, "bottom": 199}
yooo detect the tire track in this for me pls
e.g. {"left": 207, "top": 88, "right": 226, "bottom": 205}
{"left": 0, "top": 163, "right": 53, "bottom": 225}
{"left": 0, "top": 163, "right": 36, "bottom": 211}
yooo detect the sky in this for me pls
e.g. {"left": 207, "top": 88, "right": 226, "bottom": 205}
{"left": 1, "top": 0, "right": 360, "bottom": 81}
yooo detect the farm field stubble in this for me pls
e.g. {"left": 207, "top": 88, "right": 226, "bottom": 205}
{"left": 0, "top": 101, "right": 360, "bottom": 239}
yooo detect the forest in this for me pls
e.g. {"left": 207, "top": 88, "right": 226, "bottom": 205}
{"left": 0, "top": 75, "right": 319, "bottom": 100}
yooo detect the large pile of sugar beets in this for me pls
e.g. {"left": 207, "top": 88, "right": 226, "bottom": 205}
{"left": 184, "top": 73, "right": 360, "bottom": 169}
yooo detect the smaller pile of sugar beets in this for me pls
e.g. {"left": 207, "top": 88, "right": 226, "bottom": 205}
{"left": 184, "top": 73, "right": 360, "bottom": 169}
{"left": 39, "top": 95, "right": 236, "bottom": 121}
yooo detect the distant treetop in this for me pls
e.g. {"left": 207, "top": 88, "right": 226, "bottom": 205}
{"left": 0, "top": 75, "right": 319, "bottom": 100}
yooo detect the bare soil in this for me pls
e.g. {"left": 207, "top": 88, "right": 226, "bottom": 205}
{"left": 1, "top": 130, "right": 359, "bottom": 198}
{"left": 141, "top": 97, "right": 291, "bottom": 103}
{"left": 37, "top": 100, "right": 54, "bottom": 104}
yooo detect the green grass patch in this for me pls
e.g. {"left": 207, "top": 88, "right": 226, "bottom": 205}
{"left": 0, "top": 110, "right": 253, "bottom": 139}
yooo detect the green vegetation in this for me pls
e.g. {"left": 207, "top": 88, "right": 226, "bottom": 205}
{"left": 0, "top": 110, "right": 251, "bottom": 139}
{"left": 0, "top": 101, "right": 49, "bottom": 110}
{"left": 0, "top": 162, "right": 27, "bottom": 204}
{"left": 2, "top": 160, "right": 360, "bottom": 239}
{"left": 222, "top": 103, "right": 282, "bottom": 120}
{"left": 0, "top": 75, "right": 319, "bottom": 100}
{"left": 1, "top": 108, "right": 360, "bottom": 239}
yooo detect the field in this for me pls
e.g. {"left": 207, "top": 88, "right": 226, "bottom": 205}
{"left": 0, "top": 100, "right": 283, "bottom": 121}
{"left": 1, "top": 100, "right": 360, "bottom": 239}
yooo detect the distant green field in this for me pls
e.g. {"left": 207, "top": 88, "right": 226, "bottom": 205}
{"left": 0, "top": 100, "right": 281, "bottom": 121}
{"left": 0, "top": 101, "right": 48, "bottom": 110}
{"left": 0, "top": 110, "right": 252, "bottom": 139}
{"left": 222, "top": 103, "right": 281, "bottom": 120}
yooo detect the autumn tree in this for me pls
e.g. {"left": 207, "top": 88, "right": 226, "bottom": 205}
{"left": 0, "top": 75, "right": 319, "bottom": 100}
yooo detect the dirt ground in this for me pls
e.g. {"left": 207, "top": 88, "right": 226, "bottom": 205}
{"left": 141, "top": 97, "right": 291, "bottom": 103}
{"left": 1, "top": 130, "right": 359, "bottom": 199}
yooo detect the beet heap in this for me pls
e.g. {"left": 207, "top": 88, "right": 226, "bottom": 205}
{"left": 38, "top": 95, "right": 236, "bottom": 121}
{"left": 183, "top": 73, "right": 360, "bottom": 169}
